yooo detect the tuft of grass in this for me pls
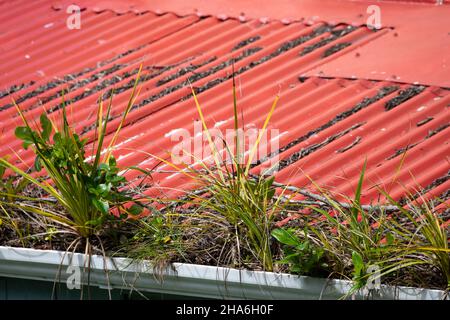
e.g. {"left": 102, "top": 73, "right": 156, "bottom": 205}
{"left": 180, "top": 77, "right": 282, "bottom": 271}
{"left": 132, "top": 73, "right": 283, "bottom": 271}
{"left": 380, "top": 190, "right": 450, "bottom": 290}
{"left": 0, "top": 66, "right": 146, "bottom": 300}
{"left": 0, "top": 66, "right": 144, "bottom": 244}
{"left": 124, "top": 212, "right": 187, "bottom": 274}
{"left": 275, "top": 161, "right": 450, "bottom": 293}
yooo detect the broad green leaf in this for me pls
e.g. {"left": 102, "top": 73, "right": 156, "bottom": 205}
{"left": 99, "top": 163, "right": 109, "bottom": 171}
{"left": 92, "top": 198, "right": 109, "bottom": 214}
{"left": 15, "top": 126, "right": 33, "bottom": 140}
{"left": 128, "top": 204, "right": 143, "bottom": 216}
{"left": 284, "top": 253, "right": 301, "bottom": 261}
{"left": 97, "top": 183, "right": 111, "bottom": 196}
{"left": 352, "top": 251, "right": 364, "bottom": 275}
{"left": 85, "top": 216, "right": 104, "bottom": 227}
{"left": 272, "top": 228, "right": 300, "bottom": 246}
{"left": 88, "top": 187, "right": 98, "bottom": 196}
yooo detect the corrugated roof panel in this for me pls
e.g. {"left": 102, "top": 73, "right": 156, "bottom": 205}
{"left": 0, "top": 1, "right": 448, "bottom": 207}
{"left": 51, "top": 0, "right": 450, "bottom": 86}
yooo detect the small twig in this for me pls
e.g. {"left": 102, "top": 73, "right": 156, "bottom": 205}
{"left": 336, "top": 136, "right": 362, "bottom": 154}
{"left": 35, "top": 197, "right": 58, "bottom": 202}
{"left": 271, "top": 181, "right": 400, "bottom": 212}
{"left": 278, "top": 196, "right": 323, "bottom": 207}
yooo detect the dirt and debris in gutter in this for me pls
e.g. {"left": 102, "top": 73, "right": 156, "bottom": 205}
{"left": 1, "top": 77, "right": 74, "bottom": 112}
{"left": 179, "top": 25, "right": 336, "bottom": 101}
{"left": 0, "top": 45, "right": 148, "bottom": 113}
{"left": 322, "top": 42, "right": 352, "bottom": 58}
{"left": 408, "top": 170, "right": 450, "bottom": 203}
{"left": 300, "top": 25, "right": 357, "bottom": 56}
{"left": 133, "top": 47, "right": 262, "bottom": 111}
{"left": 386, "top": 122, "right": 449, "bottom": 160}
{"left": 385, "top": 85, "right": 425, "bottom": 111}
{"left": 278, "top": 122, "right": 365, "bottom": 169}
{"left": 232, "top": 36, "right": 261, "bottom": 51}
{"left": 57, "top": 56, "right": 201, "bottom": 122}
{"left": 425, "top": 122, "right": 449, "bottom": 138}
{"left": 386, "top": 143, "right": 417, "bottom": 160}
{"left": 156, "top": 57, "right": 217, "bottom": 87}
{"left": 253, "top": 85, "right": 399, "bottom": 168}
{"left": 417, "top": 117, "right": 433, "bottom": 127}
{"left": 0, "top": 81, "right": 36, "bottom": 100}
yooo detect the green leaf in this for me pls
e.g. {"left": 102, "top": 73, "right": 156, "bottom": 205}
{"left": 40, "top": 113, "right": 52, "bottom": 141}
{"left": 108, "top": 156, "right": 117, "bottom": 167}
{"left": 271, "top": 228, "right": 300, "bottom": 246}
{"left": 88, "top": 187, "right": 99, "bottom": 196}
{"left": 22, "top": 141, "right": 33, "bottom": 149}
{"left": 85, "top": 216, "right": 104, "bottom": 227}
{"left": 352, "top": 251, "right": 364, "bottom": 276}
{"left": 128, "top": 204, "right": 143, "bottom": 216}
{"left": 96, "top": 183, "right": 111, "bottom": 196}
{"left": 283, "top": 252, "right": 301, "bottom": 261}
{"left": 92, "top": 198, "right": 109, "bottom": 214}
{"left": 99, "top": 163, "right": 109, "bottom": 171}
{"left": 34, "top": 155, "right": 42, "bottom": 172}
{"left": 109, "top": 175, "right": 125, "bottom": 183}
{"left": 15, "top": 127, "right": 33, "bottom": 142}
{"left": 296, "top": 241, "right": 309, "bottom": 251}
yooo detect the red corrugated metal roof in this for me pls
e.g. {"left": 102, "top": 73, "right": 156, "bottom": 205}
{"left": 0, "top": 0, "right": 448, "bottom": 206}
{"left": 49, "top": 0, "right": 450, "bottom": 87}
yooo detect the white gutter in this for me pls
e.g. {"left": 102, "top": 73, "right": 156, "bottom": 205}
{"left": 0, "top": 246, "right": 447, "bottom": 300}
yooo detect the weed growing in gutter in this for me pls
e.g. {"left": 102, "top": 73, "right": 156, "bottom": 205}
{"left": 272, "top": 162, "right": 450, "bottom": 293}
{"left": 0, "top": 67, "right": 145, "bottom": 258}
{"left": 126, "top": 72, "right": 285, "bottom": 271}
